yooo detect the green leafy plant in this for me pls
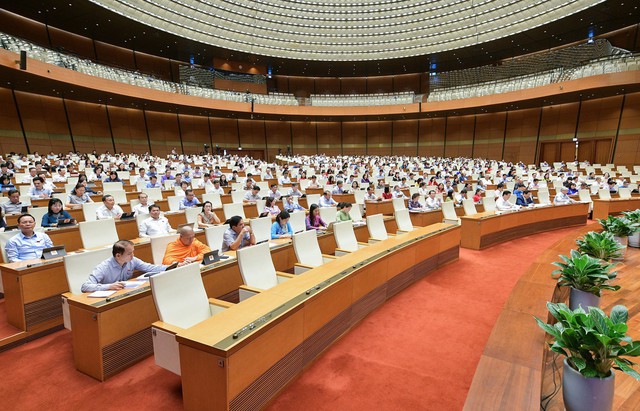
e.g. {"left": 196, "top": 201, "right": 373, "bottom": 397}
{"left": 576, "top": 231, "right": 624, "bottom": 262}
{"left": 535, "top": 302, "right": 640, "bottom": 379}
{"left": 552, "top": 249, "right": 619, "bottom": 296}
{"left": 599, "top": 215, "right": 639, "bottom": 238}
{"left": 623, "top": 209, "right": 640, "bottom": 225}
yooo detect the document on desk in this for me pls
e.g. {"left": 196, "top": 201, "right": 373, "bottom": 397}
{"left": 122, "top": 280, "right": 148, "bottom": 289}
{"left": 88, "top": 290, "right": 117, "bottom": 298}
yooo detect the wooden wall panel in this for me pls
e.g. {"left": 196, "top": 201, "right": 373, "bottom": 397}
{"left": 134, "top": 51, "right": 172, "bottom": 81}
{"left": 474, "top": 112, "right": 506, "bottom": 160}
{"left": 342, "top": 122, "right": 367, "bottom": 155}
{"left": 94, "top": 41, "right": 136, "bottom": 71}
{"left": 341, "top": 78, "right": 367, "bottom": 94}
{"left": 393, "top": 74, "right": 421, "bottom": 93}
{"left": 392, "top": 120, "right": 418, "bottom": 156}
{"left": 314, "top": 78, "right": 340, "bottom": 94}
{"left": 0, "top": 10, "right": 49, "bottom": 45}
{"left": 47, "top": 27, "right": 95, "bottom": 59}
{"left": 539, "top": 102, "right": 579, "bottom": 143}
{"left": 275, "top": 77, "right": 290, "bottom": 94}
{"left": 107, "top": 106, "right": 149, "bottom": 155}
{"left": 367, "top": 121, "right": 392, "bottom": 156}
{"left": 0, "top": 88, "right": 27, "bottom": 155}
{"left": 317, "top": 122, "right": 341, "bottom": 156}
{"left": 145, "top": 111, "right": 180, "bottom": 157}
{"left": 291, "top": 121, "right": 316, "bottom": 156}
{"left": 179, "top": 114, "right": 211, "bottom": 154}
{"left": 264, "top": 120, "right": 290, "bottom": 160}
{"left": 65, "top": 100, "right": 113, "bottom": 154}
{"left": 288, "top": 77, "right": 315, "bottom": 97}
{"left": 210, "top": 118, "right": 239, "bottom": 150}
{"left": 15, "top": 91, "right": 73, "bottom": 154}
{"left": 418, "top": 118, "right": 446, "bottom": 157}
{"left": 367, "top": 77, "right": 393, "bottom": 94}
{"left": 503, "top": 108, "right": 540, "bottom": 164}
{"left": 238, "top": 119, "right": 266, "bottom": 159}
{"left": 444, "top": 115, "right": 474, "bottom": 158}
{"left": 614, "top": 92, "right": 640, "bottom": 166}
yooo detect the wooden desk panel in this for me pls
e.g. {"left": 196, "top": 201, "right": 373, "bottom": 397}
{"left": 365, "top": 200, "right": 395, "bottom": 215}
{"left": 460, "top": 203, "right": 588, "bottom": 250}
{"left": 592, "top": 198, "right": 640, "bottom": 220}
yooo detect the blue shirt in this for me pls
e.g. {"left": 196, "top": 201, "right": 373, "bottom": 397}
{"left": 284, "top": 202, "right": 305, "bottom": 212}
{"left": 179, "top": 197, "right": 200, "bottom": 210}
{"left": 222, "top": 228, "right": 251, "bottom": 252}
{"left": 41, "top": 210, "right": 73, "bottom": 227}
{"left": 271, "top": 221, "right": 293, "bottom": 239}
{"left": 146, "top": 181, "right": 161, "bottom": 188}
{"left": 5, "top": 231, "right": 54, "bottom": 262}
{"left": 29, "top": 186, "right": 52, "bottom": 199}
{"left": 81, "top": 256, "right": 167, "bottom": 292}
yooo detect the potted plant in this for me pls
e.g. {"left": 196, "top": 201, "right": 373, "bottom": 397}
{"left": 552, "top": 249, "right": 619, "bottom": 310}
{"left": 535, "top": 302, "right": 640, "bottom": 411}
{"left": 576, "top": 231, "right": 624, "bottom": 262}
{"left": 622, "top": 209, "right": 640, "bottom": 248}
{"left": 599, "top": 215, "right": 639, "bottom": 257}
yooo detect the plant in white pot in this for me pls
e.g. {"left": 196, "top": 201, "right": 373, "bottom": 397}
{"left": 599, "top": 215, "right": 639, "bottom": 258}
{"left": 552, "top": 249, "right": 619, "bottom": 310}
{"left": 535, "top": 302, "right": 640, "bottom": 411}
{"left": 576, "top": 231, "right": 624, "bottom": 262}
{"left": 622, "top": 209, "right": 640, "bottom": 248}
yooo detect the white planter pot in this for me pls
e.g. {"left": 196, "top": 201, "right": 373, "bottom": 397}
{"left": 613, "top": 236, "right": 628, "bottom": 259}
{"left": 569, "top": 287, "right": 600, "bottom": 311}
{"left": 563, "top": 358, "right": 614, "bottom": 411}
{"left": 628, "top": 232, "right": 640, "bottom": 248}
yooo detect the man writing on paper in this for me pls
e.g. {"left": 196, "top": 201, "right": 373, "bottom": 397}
{"left": 162, "top": 226, "right": 211, "bottom": 265}
{"left": 81, "top": 240, "right": 170, "bottom": 292}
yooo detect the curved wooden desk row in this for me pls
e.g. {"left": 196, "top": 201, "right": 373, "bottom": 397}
{"left": 175, "top": 224, "right": 461, "bottom": 411}
{"left": 592, "top": 197, "right": 640, "bottom": 220}
{"left": 462, "top": 224, "right": 594, "bottom": 410}
{"left": 460, "top": 203, "right": 589, "bottom": 250}
{"left": 61, "top": 222, "right": 389, "bottom": 381}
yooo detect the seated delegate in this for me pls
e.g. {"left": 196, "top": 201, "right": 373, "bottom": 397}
{"left": 162, "top": 226, "right": 211, "bottom": 264}
{"left": 96, "top": 194, "right": 124, "bottom": 220}
{"left": 138, "top": 205, "right": 173, "bottom": 237}
{"left": 41, "top": 198, "right": 75, "bottom": 227}
{"left": 81, "top": 240, "right": 170, "bottom": 292}
{"left": 306, "top": 204, "right": 328, "bottom": 231}
{"left": 271, "top": 211, "right": 293, "bottom": 239}
{"left": 5, "top": 214, "right": 54, "bottom": 262}
{"left": 222, "top": 215, "right": 256, "bottom": 252}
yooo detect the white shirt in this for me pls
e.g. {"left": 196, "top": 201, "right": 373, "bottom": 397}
{"left": 138, "top": 216, "right": 172, "bottom": 237}
{"left": 96, "top": 204, "right": 124, "bottom": 219}
{"left": 425, "top": 196, "right": 442, "bottom": 210}
{"left": 210, "top": 186, "right": 225, "bottom": 195}
{"left": 496, "top": 197, "right": 517, "bottom": 211}
{"left": 132, "top": 203, "right": 151, "bottom": 216}
{"left": 553, "top": 193, "right": 573, "bottom": 205}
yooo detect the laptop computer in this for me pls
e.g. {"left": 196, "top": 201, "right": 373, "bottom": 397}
{"left": 41, "top": 245, "right": 66, "bottom": 260}
{"left": 57, "top": 217, "right": 75, "bottom": 227}
{"left": 21, "top": 205, "right": 29, "bottom": 213}
{"left": 120, "top": 212, "right": 135, "bottom": 220}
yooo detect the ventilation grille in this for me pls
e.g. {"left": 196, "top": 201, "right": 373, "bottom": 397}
{"left": 303, "top": 308, "right": 351, "bottom": 365}
{"left": 25, "top": 295, "right": 62, "bottom": 329}
{"left": 387, "top": 267, "right": 415, "bottom": 298}
{"left": 351, "top": 285, "right": 386, "bottom": 326}
{"left": 102, "top": 328, "right": 153, "bottom": 379}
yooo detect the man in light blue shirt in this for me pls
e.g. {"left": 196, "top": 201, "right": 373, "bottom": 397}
{"left": 81, "top": 240, "right": 169, "bottom": 292}
{"left": 179, "top": 190, "right": 200, "bottom": 210}
{"left": 29, "top": 177, "right": 52, "bottom": 199}
{"left": 318, "top": 191, "right": 338, "bottom": 208}
{"left": 5, "top": 214, "right": 54, "bottom": 262}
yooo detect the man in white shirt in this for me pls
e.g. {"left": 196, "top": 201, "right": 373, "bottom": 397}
{"left": 138, "top": 205, "right": 173, "bottom": 237}
{"left": 268, "top": 183, "right": 283, "bottom": 200}
{"left": 210, "top": 179, "right": 225, "bottom": 195}
{"left": 287, "top": 182, "right": 303, "bottom": 197}
{"left": 22, "top": 167, "right": 38, "bottom": 184}
{"left": 425, "top": 190, "right": 442, "bottom": 210}
{"left": 318, "top": 191, "right": 338, "bottom": 208}
{"left": 278, "top": 171, "right": 291, "bottom": 185}
{"left": 332, "top": 181, "right": 346, "bottom": 195}
{"left": 495, "top": 190, "right": 519, "bottom": 211}
{"left": 132, "top": 193, "right": 153, "bottom": 216}
{"left": 96, "top": 194, "right": 124, "bottom": 219}
{"left": 29, "top": 177, "right": 52, "bottom": 199}
{"left": 553, "top": 186, "right": 576, "bottom": 206}
{"left": 52, "top": 168, "right": 68, "bottom": 183}
{"left": 243, "top": 186, "right": 262, "bottom": 203}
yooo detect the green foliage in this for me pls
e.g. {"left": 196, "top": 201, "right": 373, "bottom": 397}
{"left": 622, "top": 209, "right": 640, "bottom": 227}
{"left": 536, "top": 303, "right": 640, "bottom": 379}
{"left": 576, "top": 231, "right": 624, "bottom": 262}
{"left": 599, "top": 215, "right": 639, "bottom": 238}
{"left": 552, "top": 249, "right": 619, "bottom": 297}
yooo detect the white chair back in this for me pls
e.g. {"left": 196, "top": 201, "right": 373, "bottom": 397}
{"left": 441, "top": 202, "right": 460, "bottom": 224}
{"left": 618, "top": 187, "right": 632, "bottom": 199}
{"left": 462, "top": 199, "right": 477, "bottom": 216}
{"left": 349, "top": 205, "right": 363, "bottom": 222}
{"left": 249, "top": 216, "right": 272, "bottom": 244}
{"left": 537, "top": 190, "right": 550, "bottom": 206}
{"left": 395, "top": 209, "right": 414, "bottom": 232}
{"left": 185, "top": 207, "right": 201, "bottom": 224}
{"left": 289, "top": 211, "right": 306, "bottom": 233}
{"left": 167, "top": 196, "right": 183, "bottom": 212}
{"left": 223, "top": 203, "right": 246, "bottom": 220}
{"left": 319, "top": 206, "right": 337, "bottom": 224}
{"left": 237, "top": 242, "right": 277, "bottom": 290}
{"left": 19, "top": 195, "right": 32, "bottom": 206}
{"left": 483, "top": 196, "right": 497, "bottom": 212}
{"left": 103, "top": 182, "right": 123, "bottom": 192}
{"left": 0, "top": 231, "right": 20, "bottom": 263}
{"left": 142, "top": 188, "right": 163, "bottom": 202}
{"left": 306, "top": 194, "right": 321, "bottom": 206}
{"left": 82, "top": 202, "right": 101, "bottom": 222}
{"left": 230, "top": 191, "right": 245, "bottom": 204}
{"left": 79, "top": 219, "right": 119, "bottom": 249}
{"left": 598, "top": 189, "right": 611, "bottom": 200}
{"left": 204, "top": 224, "right": 229, "bottom": 252}
{"left": 366, "top": 214, "right": 388, "bottom": 241}
{"left": 202, "top": 193, "right": 222, "bottom": 207}
{"left": 150, "top": 263, "right": 211, "bottom": 329}
{"left": 105, "top": 190, "right": 127, "bottom": 205}
{"left": 293, "top": 230, "right": 323, "bottom": 267}
{"left": 64, "top": 248, "right": 113, "bottom": 294}
{"left": 392, "top": 198, "right": 406, "bottom": 211}
{"left": 29, "top": 206, "right": 49, "bottom": 229}
{"left": 333, "top": 221, "right": 358, "bottom": 251}
{"left": 151, "top": 234, "right": 179, "bottom": 265}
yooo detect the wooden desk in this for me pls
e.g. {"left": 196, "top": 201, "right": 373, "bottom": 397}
{"left": 62, "top": 226, "right": 368, "bottom": 381}
{"left": 365, "top": 199, "right": 395, "bottom": 215}
{"left": 332, "top": 193, "right": 356, "bottom": 203}
{"left": 176, "top": 224, "right": 461, "bottom": 411}
{"left": 460, "top": 203, "right": 589, "bottom": 250}
{"left": 592, "top": 198, "right": 640, "bottom": 220}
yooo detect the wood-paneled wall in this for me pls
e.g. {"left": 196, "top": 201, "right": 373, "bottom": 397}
{"left": 3, "top": 87, "right": 640, "bottom": 165}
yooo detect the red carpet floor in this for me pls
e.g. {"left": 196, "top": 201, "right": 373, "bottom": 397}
{"left": 0, "top": 227, "right": 575, "bottom": 411}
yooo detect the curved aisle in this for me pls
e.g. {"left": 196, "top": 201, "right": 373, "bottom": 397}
{"left": 265, "top": 227, "right": 581, "bottom": 411}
